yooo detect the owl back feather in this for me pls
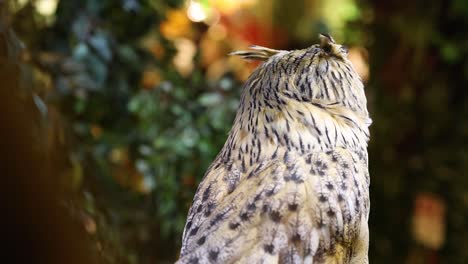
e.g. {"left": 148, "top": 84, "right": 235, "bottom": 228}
{"left": 178, "top": 34, "right": 371, "bottom": 264}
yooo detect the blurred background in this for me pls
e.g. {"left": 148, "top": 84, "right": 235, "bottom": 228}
{"left": 1, "top": 0, "right": 467, "bottom": 263}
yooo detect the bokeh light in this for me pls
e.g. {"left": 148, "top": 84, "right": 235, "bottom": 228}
{"left": 34, "top": 0, "right": 58, "bottom": 16}
{"left": 187, "top": 1, "right": 207, "bottom": 22}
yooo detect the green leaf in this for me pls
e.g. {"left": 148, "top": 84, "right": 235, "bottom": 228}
{"left": 89, "top": 31, "right": 112, "bottom": 61}
{"left": 198, "top": 93, "right": 222, "bottom": 106}
{"left": 441, "top": 42, "right": 460, "bottom": 63}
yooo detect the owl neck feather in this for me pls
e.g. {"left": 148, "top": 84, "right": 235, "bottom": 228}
{"left": 219, "top": 93, "right": 371, "bottom": 169}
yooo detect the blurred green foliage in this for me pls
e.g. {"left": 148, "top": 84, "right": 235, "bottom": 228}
{"left": 361, "top": 0, "right": 468, "bottom": 263}
{"left": 10, "top": 0, "right": 240, "bottom": 262}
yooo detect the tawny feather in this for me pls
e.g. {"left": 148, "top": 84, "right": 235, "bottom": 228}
{"left": 178, "top": 34, "right": 371, "bottom": 264}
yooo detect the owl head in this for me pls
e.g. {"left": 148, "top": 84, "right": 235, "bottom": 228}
{"left": 231, "top": 34, "right": 368, "bottom": 117}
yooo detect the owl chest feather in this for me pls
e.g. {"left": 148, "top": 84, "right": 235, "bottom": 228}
{"left": 178, "top": 98, "right": 370, "bottom": 263}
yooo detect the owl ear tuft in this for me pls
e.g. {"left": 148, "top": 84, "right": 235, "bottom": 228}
{"left": 319, "top": 33, "right": 336, "bottom": 46}
{"left": 229, "top": 45, "right": 282, "bottom": 61}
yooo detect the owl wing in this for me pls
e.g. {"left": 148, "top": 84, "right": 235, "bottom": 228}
{"left": 177, "top": 147, "right": 369, "bottom": 264}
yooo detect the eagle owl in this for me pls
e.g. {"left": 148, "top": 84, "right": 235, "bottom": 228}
{"left": 177, "top": 34, "right": 372, "bottom": 264}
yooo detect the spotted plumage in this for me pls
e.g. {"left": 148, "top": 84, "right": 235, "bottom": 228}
{"left": 177, "top": 34, "right": 372, "bottom": 264}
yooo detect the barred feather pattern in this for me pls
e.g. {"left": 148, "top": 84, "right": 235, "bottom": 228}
{"left": 177, "top": 35, "right": 372, "bottom": 264}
